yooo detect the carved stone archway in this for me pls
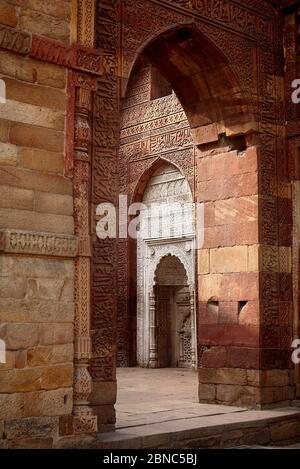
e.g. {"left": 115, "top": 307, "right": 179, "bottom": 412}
{"left": 136, "top": 163, "right": 197, "bottom": 368}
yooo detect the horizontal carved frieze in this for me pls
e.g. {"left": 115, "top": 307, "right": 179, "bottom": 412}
{"left": 0, "top": 229, "right": 78, "bottom": 258}
{"left": 29, "top": 36, "right": 104, "bottom": 76}
{"left": 0, "top": 25, "right": 31, "bottom": 55}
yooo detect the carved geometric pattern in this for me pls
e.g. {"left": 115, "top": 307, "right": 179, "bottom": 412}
{"left": 0, "top": 229, "right": 78, "bottom": 258}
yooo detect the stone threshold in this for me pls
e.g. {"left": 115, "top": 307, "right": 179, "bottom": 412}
{"left": 52, "top": 408, "right": 300, "bottom": 449}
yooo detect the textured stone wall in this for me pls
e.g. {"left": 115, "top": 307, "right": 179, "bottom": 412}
{"left": 0, "top": 0, "right": 75, "bottom": 445}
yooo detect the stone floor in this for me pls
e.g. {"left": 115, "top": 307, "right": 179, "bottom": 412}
{"left": 116, "top": 367, "right": 246, "bottom": 429}
{"left": 89, "top": 367, "right": 300, "bottom": 448}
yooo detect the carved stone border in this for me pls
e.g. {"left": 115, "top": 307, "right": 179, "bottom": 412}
{"left": 0, "top": 229, "right": 78, "bottom": 258}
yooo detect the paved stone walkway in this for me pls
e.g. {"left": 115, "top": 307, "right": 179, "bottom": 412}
{"left": 116, "top": 367, "right": 246, "bottom": 429}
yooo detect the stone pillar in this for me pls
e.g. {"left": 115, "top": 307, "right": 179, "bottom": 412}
{"left": 149, "top": 291, "right": 158, "bottom": 368}
{"left": 190, "top": 289, "right": 197, "bottom": 369}
{"left": 72, "top": 79, "right": 97, "bottom": 433}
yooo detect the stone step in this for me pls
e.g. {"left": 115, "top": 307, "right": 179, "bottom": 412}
{"left": 94, "top": 408, "right": 300, "bottom": 449}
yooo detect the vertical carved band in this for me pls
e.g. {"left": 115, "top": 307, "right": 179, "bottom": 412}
{"left": 72, "top": 70, "right": 97, "bottom": 433}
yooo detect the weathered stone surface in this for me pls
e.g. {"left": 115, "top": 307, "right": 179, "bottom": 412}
{"left": 0, "top": 185, "right": 34, "bottom": 211}
{"left": 216, "top": 384, "right": 260, "bottom": 407}
{"left": 198, "top": 383, "right": 216, "bottom": 401}
{"left": 0, "top": 256, "right": 74, "bottom": 279}
{"left": 0, "top": 50, "right": 66, "bottom": 88}
{"left": 34, "top": 192, "right": 73, "bottom": 216}
{"left": 0, "top": 393, "right": 24, "bottom": 419}
{"left": 200, "top": 347, "right": 227, "bottom": 368}
{"left": 210, "top": 246, "right": 248, "bottom": 274}
{"left": 19, "top": 147, "right": 64, "bottom": 174}
{"left": 9, "top": 123, "right": 64, "bottom": 152}
{"left": 0, "top": 208, "right": 74, "bottom": 234}
{"left": 27, "top": 344, "right": 73, "bottom": 366}
{"left": 197, "top": 249, "right": 210, "bottom": 274}
{"left": 90, "top": 381, "right": 117, "bottom": 406}
{"left": 24, "top": 388, "right": 73, "bottom": 417}
{"left": 199, "top": 367, "right": 248, "bottom": 386}
{"left": 0, "top": 142, "right": 18, "bottom": 165}
{"left": 8, "top": 438, "right": 53, "bottom": 449}
{"left": 0, "top": 3, "right": 18, "bottom": 28}
{"left": 0, "top": 323, "right": 39, "bottom": 349}
{"left": 270, "top": 421, "right": 300, "bottom": 442}
{"left": 0, "top": 364, "right": 73, "bottom": 393}
{"left": 1, "top": 99, "right": 65, "bottom": 130}
{"left": 0, "top": 166, "right": 72, "bottom": 194}
{"left": 0, "top": 277, "right": 27, "bottom": 299}
{"left": 214, "top": 196, "right": 258, "bottom": 226}
{"left": 0, "top": 298, "right": 74, "bottom": 323}
{"left": 19, "top": 8, "right": 69, "bottom": 43}
{"left": 39, "top": 324, "right": 74, "bottom": 346}
{"left": 5, "top": 77, "right": 66, "bottom": 110}
{"left": 4, "top": 416, "right": 59, "bottom": 439}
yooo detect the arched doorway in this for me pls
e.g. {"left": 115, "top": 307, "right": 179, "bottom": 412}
{"left": 154, "top": 255, "right": 194, "bottom": 369}
{"left": 136, "top": 163, "right": 196, "bottom": 369}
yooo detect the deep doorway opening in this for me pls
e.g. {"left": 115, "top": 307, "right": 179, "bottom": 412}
{"left": 116, "top": 46, "right": 199, "bottom": 425}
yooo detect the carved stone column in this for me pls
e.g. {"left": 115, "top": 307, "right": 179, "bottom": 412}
{"left": 190, "top": 289, "right": 197, "bottom": 369}
{"left": 149, "top": 290, "right": 158, "bottom": 368}
{"left": 72, "top": 75, "right": 97, "bottom": 433}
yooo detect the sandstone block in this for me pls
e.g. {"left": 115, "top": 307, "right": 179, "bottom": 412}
{"left": 0, "top": 3, "right": 18, "bottom": 27}
{"left": 198, "top": 383, "right": 216, "bottom": 401}
{"left": 227, "top": 347, "right": 260, "bottom": 369}
{"left": 24, "top": 0, "right": 71, "bottom": 20}
{"left": 0, "top": 119, "right": 10, "bottom": 143}
{"left": 0, "top": 276, "right": 27, "bottom": 299}
{"left": 90, "top": 381, "right": 117, "bottom": 406}
{"left": 1, "top": 99, "right": 64, "bottom": 130}
{"left": 214, "top": 196, "right": 258, "bottom": 226}
{"left": 199, "top": 324, "right": 260, "bottom": 347}
{"left": 247, "top": 245, "right": 259, "bottom": 272}
{"left": 26, "top": 278, "right": 65, "bottom": 301}
{"left": 197, "top": 249, "right": 210, "bottom": 274}
{"left": 0, "top": 142, "right": 18, "bottom": 165}
{"left": 24, "top": 387, "right": 72, "bottom": 417}
{"left": 0, "top": 50, "right": 66, "bottom": 88}
{"left": 198, "top": 367, "right": 248, "bottom": 386}
{"left": 216, "top": 384, "right": 259, "bottom": 407}
{"left": 39, "top": 324, "right": 74, "bottom": 346}
{"left": 4, "top": 416, "right": 58, "bottom": 439}
{"left": 5, "top": 77, "right": 66, "bottom": 110}
{"left": 218, "top": 302, "right": 239, "bottom": 324}
{"left": 0, "top": 364, "right": 72, "bottom": 393}
{"left": 210, "top": 246, "right": 248, "bottom": 273}
{"left": 200, "top": 347, "right": 227, "bottom": 368}
{"left": 10, "top": 122, "right": 64, "bottom": 152}
{"left": 19, "top": 147, "right": 64, "bottom": 174}
{"left": 27, "top": 344, "right": 73, "bottom": 366}
{"left": 0, "top": 185, "right": 34, "bottom": 211}
{"left": 34, "top": 192, "right": 73, "bottom": 216}
{"left": 8, "top": 438, "right": 53, "bottom": 449}
{"left": 0, "top": 298, "right": 74, "bottom": 324}
{"left": 0, "top": 208, "right": 74, "bottom": 234}
{"left": 0, "top": 393, "right": 24, "bottom": 419}
{"left": 19, "top": 8, "right": 69, "bottom": 43}
{"left": 0, "top": 351, "right": 15, "bottom": 370}
{"left": 0, "top": 166, "right": 72, "bottom": 194}
{"left": 0, "top": 256, "right": 74, "bottom": 280}
{"left": 198, "top": 274, "right": 222, "bottom": 302}
{"left": 15, "top": 350, "right": 27, "bottom": 369}
{"left": 270, "top": 421, "right": 300, "bottom": 442}
{"left": 0, "top": 323, "right": 39, "bottom": 350}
